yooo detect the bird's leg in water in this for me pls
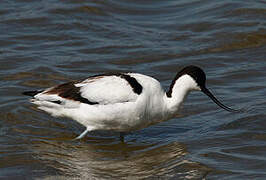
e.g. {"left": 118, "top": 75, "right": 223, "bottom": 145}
{"left": 75, "top": 128, "right": 89, "bottom": 140}
{"left": 75, "top": 127, "right": 93, "bottom": 140}
{"left": 120, "top": 132, "right": 125, "bottom": 142}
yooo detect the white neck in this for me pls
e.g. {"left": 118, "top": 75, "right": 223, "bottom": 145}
{"left": 164, "top": 75, "right": 200, "bottom": 114}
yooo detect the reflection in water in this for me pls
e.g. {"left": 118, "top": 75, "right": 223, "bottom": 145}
{"left": 32, "top": 139, "right": 211, "bottom": 179}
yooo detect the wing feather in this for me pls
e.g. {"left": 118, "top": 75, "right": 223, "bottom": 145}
{"left": 31, "top": 74, "right": 141, "bottom": 106}
{"left": 76, "top": 74, "right": 139, "bottom": 105}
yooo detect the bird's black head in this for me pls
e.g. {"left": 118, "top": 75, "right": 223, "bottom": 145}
{"left": 167, "top": 65, "right": 206, "bottom": 97}
{"left": 167, "top": 65, "right": 242, "bottom": 113}
{"left": 177, "top": 65, "right": 206, "bottom": 88}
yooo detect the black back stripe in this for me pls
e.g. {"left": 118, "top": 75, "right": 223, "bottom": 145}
{"left": 88, "top": 73, "right": 143, "bottom": 95}
{"left": 119, "top": 74, "right": 142, "bottom": 95}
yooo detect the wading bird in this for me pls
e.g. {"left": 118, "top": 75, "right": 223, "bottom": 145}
{"left": 23, "top": 66, "right": 241, "bottom": 141}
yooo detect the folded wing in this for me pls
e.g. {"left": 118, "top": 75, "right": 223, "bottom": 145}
{"left": 27, "top": 73, "right": 142, "bottom": 106}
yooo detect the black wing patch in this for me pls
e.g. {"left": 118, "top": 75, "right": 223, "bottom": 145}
{"left": 45, "top": 82, "right": 98, "bottom": 105}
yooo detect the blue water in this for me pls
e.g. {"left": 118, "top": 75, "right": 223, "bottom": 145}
{"left": 1, "top": 0, "right": 266, "bottom": 179}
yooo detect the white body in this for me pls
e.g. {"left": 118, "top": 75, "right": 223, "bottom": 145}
{"left": 31, "top": 73, "right": 198, "bottom": 133}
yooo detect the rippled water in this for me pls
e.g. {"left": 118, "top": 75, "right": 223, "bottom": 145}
{"left": 1, "top": 0, "right": 266, "bottom": 179}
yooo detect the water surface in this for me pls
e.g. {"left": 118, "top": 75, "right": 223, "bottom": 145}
{"left": 1, "top": 0, "right": 266, "bottom": 179}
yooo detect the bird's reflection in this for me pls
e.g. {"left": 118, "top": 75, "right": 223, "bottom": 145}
{"left": 31, "top": 135, "right": 211, "bottom": 179}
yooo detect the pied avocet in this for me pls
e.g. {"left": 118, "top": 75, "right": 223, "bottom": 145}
{"left": 23, "top": 66, "right": 241, "bottom": 141}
